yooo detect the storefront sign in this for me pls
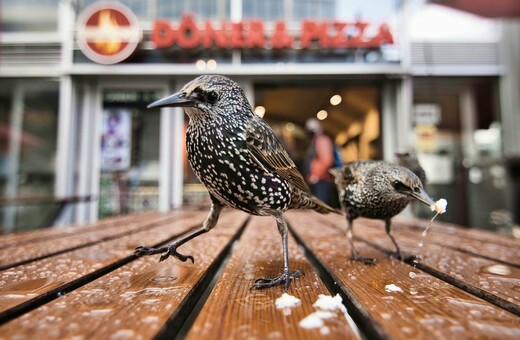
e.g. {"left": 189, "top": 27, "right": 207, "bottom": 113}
{"left": 414, "top": 104, "right": 441, "bottom": 125}
{"left": 76, "top": 1, "right": 142, "bottom": 64}
{"left": 152, "top": 15, "right": 394, "bottom": 50}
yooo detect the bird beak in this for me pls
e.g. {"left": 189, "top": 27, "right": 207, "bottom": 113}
{"left": 410, "top": 188, "right": 435, "bottom": 207}
{"left": 147, "top": 92, "right": 195, "bottom": 109}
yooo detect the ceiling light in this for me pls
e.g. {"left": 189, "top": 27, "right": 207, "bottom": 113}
{"left": 207, "top": 59, "right": 217, "bottom": 70}
{"left": 330, "top": 94, "right": 342, "bottom": 106}
{"left": 285, "top": 122, "right": 295, "bottom": 131}
{"left": 254, "top": 106, "right": 266, "bottom": 118}
{"left": 195, "top": 59, "right": 206, "bottom": 70}
{"left": 317, "top": 110, "right": 328, "bottom": 120}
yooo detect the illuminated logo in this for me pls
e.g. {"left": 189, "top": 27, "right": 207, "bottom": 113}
{"left": 76, "top": 1, "right": 142, "bottom": 64}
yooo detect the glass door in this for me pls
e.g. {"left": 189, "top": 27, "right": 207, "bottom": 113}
{"left": 98, "top": 89, "right": 162, "bottom": 218}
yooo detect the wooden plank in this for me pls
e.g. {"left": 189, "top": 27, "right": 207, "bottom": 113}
{"left": 0, "top": 209, "right": 207, "bottom": 315}
{"left": 0, "top": 211, "right": 159, "bottom": 250}
{"left": 285, "top": 211, "right": 520, "bottom": 339}
{"left": 0, "top": 209, "right": 248, "bottom": 339}
{"left": 322, "top": 215, "right": 520, "bottom": 315}
{"left": 395, "top": 217, "right": 520, "bottom": 266}
{"left": 186, "top": 215, "right": 359, "bottom": 340}
{"left": 0, "top": 212, "right": 195, "bottom": 270}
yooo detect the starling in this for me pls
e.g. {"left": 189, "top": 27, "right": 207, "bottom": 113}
{"left": 394, "top": 149, "right": 427, "bottom": 187}
{"left": 330, "top": 160, "right": 435, "bottom": 263}
{"left": 134, "top": 75, "right": 340, "bottom": 290}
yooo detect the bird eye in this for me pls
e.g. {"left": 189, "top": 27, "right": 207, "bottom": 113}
{"left": 393, "top": 180, "right": 408, "bottom": 192}
{"left": 206, "top": 91, "right": 218, "bottom": 104}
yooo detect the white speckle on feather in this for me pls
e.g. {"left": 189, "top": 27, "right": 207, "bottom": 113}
{"left": 385, "top": 284, "right": 403, "bottom": 293}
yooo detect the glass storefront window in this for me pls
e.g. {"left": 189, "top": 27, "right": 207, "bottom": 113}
{"left": 79, "top": 0, "right": 230, "bottom": 22}
{"left": 99, "top": 89, "right": 162, "bottom": 219}
{"left": 0, "top": 79, "right": 59, "bottom": 232}
{"left": 1, "top": 0, "right": 58, "bottom": 32}
{"left": 243, "top": 0, "right": 284, "bottom": 21}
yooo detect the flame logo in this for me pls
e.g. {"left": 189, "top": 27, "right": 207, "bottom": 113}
{"left": 95, "top": 10, "right": 122, "bottom": 54}
{"left": 76, "top": 2, "right": 142, "bottom": 64}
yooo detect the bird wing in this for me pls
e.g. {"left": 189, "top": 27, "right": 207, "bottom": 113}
{"left": 245, "top": 118, "right": 311, "bottom": 194}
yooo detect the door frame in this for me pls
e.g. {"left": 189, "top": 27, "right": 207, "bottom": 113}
{"left": 75, "top": 78, "right": 183, "bottom": 223}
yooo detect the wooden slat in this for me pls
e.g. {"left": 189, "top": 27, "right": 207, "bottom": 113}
{"left": 0, "top": 209, "right": 248, "bottom": 339}
{"left": 186, "top": 215, "right": 359, "bottom": 340}
{"left": 285, "top": 211, "right": 520, "bottom": 339}
{"left": 395, "top": 217, "right": 520, "bottom": 266}
{"left": 0, "top": 211, "right": 159, "bottom": 250}
{"left": 0, "top": 210, "right": 206, "bottom": 315}
{"left": 397, "top": 216, "right": 520, "bottom": 248}
{"left": 317, "top": 214, "right": 520, "bottom": 313}
{"left": 0, "top": 212, "right": 194, "bottom": 270}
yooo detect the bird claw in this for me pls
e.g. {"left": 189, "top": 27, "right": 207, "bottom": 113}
{"left": 134, "top": 244, "right": 194, "bottom": 263}
{"left": 250, "top": 269, "right": 303, "bottom": 291}
{"left": 390, "top": 251, "right": 403, "bottom": 261}
{"left": 350, "top": 255, "right": 377, "bottom": 265}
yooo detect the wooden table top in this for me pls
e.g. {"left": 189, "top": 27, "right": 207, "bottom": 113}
{"left": 0, "top": 207, "right": 519, "bottom": 339}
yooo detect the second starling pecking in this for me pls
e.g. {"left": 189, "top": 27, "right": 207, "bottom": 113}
{"left": 330, "top": 160, "right": 435, "bottom": 263}
{"left": 134, "top": 75, "right": 340, "bottom": 290}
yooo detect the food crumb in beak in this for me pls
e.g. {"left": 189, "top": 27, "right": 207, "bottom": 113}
{"left": 430, "top": 198, "right": 447, "bottom": 214}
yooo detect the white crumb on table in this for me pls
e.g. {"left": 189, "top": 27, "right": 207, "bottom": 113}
{"left": 313, "top": 294, "right": 347, "bottom": 313}
{"left": 276, "top": 293, "right": 302, "bottom": 316}
{"left": 385, "top": 284, "right": 403, "bottom": 293}
{"left": 299, "top": 311, "right": 335, "bottom": 329}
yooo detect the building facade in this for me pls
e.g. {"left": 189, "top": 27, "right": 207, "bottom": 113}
{"left": 1, "top": 0, "right": 519, "bottom": 232}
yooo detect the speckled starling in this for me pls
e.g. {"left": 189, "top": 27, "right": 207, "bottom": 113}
{"left": 395, "top": 149, "right": 427, "bottom": 187}
{"left": 134, "top": 75, "right": 340, "bottom": 290}
{"left": 330, "top": 160, "right": 435, "bottom": 263}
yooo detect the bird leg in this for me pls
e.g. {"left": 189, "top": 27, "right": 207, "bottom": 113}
{"left": 385, "top": 218, "right": 403, "bottom": 260}
{"left": 347, "top": 216, "right": 376, "bottom": 264}
{"left": 134, "top": 202, "right": 223, "bottom": 263}
{"left": 250, "top": 212, "right": 302, "bottom": 291}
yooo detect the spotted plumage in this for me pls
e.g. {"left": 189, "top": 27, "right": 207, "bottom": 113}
{"left": 135, "top": 75, "right": 339, "bottom": 290}
{"left": 330, "top": 160, "right": 435, "bottom": 263}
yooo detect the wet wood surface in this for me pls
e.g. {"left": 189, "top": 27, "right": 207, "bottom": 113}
{"left": 285, "top": 211, "right": 520, "bottom": 339}
{"left": 0, "top": 208, "right": 519, "bottom": 339}
{"left": 186, "top": 216, "right": 358, "bottom": 339}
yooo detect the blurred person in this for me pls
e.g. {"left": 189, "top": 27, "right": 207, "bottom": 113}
{"left": 303, "top": 118, "right": 337, "bottom": 206}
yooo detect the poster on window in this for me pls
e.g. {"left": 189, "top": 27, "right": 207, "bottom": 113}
{"left": 101, "top": 109, "right": 131, "bottom": 171}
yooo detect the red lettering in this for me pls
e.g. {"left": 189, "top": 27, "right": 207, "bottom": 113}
{"left": 331, "top": 22, "right": 348, "bottom": 48}
{"left": 230, "top": 22, "right": 245, "bottom": 48}
{"left": 202, "top": 21, "right": 230, "bottom": 48}
{"left": 352, "top": 22, "right": 369, "bottom": 47}
{"left": 151, "top": 20, "right": 176, "bottom": 48}
{"left": 270, "top": 21, "right": 292, "bottom": 49}
{"left": 245, "top": 21, "right": 265, "bottom": 48}
{"left": 366, "top": 23, "right": 394, "bottom": 47}
{"left": 300, "top": 20, "right": 330, "bottom": 48}
{"left": 318, "top": 22, "right": 331, "bottom": 48}
{"left": 177, "top": 14, "right": 200, "bottom": 49}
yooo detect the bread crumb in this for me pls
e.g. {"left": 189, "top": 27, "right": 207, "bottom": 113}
{"left": 313, "top": 294, "right": 346, "bottom": 313}
{"left": 275, "top": 293, "right": 301, "bottom": 309}
{"left": 385, "top": 284, "right": 403, "bottom": 293}
{"left": 430, "top": 198, "right": 447, "bottom": 214}
{"left": 299, "top": 311, "right": 334, "bottom": 329}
